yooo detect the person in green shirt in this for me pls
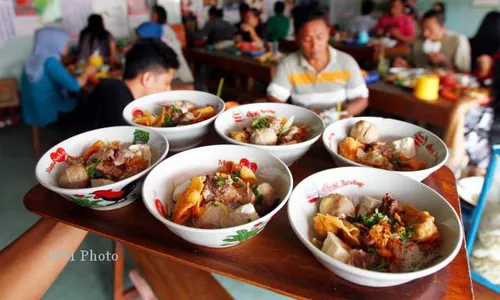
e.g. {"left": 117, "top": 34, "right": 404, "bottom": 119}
{"left": 266, "top": 1, "right": 290, "bottom": 42}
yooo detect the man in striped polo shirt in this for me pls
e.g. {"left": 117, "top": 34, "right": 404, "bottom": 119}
{"left": 267, "top": 3, "right": 369, "bottom": 123}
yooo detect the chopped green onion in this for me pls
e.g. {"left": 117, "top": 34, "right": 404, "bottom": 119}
{"left": 251, "top": 185, "right": 264, "bottom": 205}
{"left": 215, "top": 176, "right": 227, "bottom": 185}
{"left": 230, "top": 171, "right": 240, "bottom": 183}
{"left": 170, "top": 106, "right": 182, "bottom": 114}
{"left": 251, "top": 116, "right": 271, "bottom": 129}
{"left": 133, "top": 129, "right": 150, "bottom": 144}
{"left": 86, "top": 158, "right": 103, "bottom": 178}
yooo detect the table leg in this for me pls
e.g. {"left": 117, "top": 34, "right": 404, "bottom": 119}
{"left": 113, "top": 241, "right": 125, "bottom": 300}
{"left": 32, "top": 126, "right": 40, "bottom": 159}
{"left": 125, "top": 245, "right": 233, "bottom": 300}
{"left": 247, "top": 77, "right": 255, "bottom": 93}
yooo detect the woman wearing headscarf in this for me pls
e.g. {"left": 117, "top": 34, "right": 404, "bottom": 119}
{"left": 21, "top": 27, "right": 97, "bottom": 127}
{"left": 78, "top": 14, "right": 117, "bottom": 63}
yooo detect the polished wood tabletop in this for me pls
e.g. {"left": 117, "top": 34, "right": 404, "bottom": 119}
{"left": 184, "top": 48, "right": 277, "bottom": 83}
{"left": 368, "top": 82, "right": 455, "bottom": 128}
{"left": 24, "top": 131, "right": 472, "bottom": 300}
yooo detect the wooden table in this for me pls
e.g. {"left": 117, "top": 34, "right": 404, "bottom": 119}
{"left": 183, "top": 48, "right": 277, "bottom": 90}
{"left": 368, "top": 82, "right": 455, "bottom": 128}
{"left": 279, "top": 40, "right": 409, "bottom": 66}
{"left": 23, "top": 132, "right": 472, "bottom": 300}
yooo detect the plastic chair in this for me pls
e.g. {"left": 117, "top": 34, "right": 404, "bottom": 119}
{"left": 466, "top": 144, "right": 500, "bottom": 293}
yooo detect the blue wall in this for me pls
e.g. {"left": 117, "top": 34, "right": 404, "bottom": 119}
{"left": 416, "top": 0, "right": 498, "bottom": 37}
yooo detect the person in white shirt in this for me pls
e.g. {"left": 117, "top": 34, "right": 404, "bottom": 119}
{"left": 152, "top": 5, "right": 194, "bottom": 83}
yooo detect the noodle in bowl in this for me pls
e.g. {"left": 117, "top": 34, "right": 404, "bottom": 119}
{"left": 288, "top": 167, "right": 463, "bottom": 287}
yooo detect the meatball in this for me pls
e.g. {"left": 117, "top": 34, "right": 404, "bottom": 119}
{"left": 350, "top": 120, "right": 379, "bottom": 144}
{"left": 250, "top": 128, "right": 278, "bottom": 145}
{"left": 319, "top": 193, "right": 355, "bottom": 218}
{"left": 59, "top": 164, "right": 89, "bottom": 189}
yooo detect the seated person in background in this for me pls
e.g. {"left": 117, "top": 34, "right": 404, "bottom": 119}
{"left": 394, "top": 10, "right": 471, "bottom": 72}
{"left": 21, "top": 27, "right": 97, "bottom": 127}
{"left": 432, "top": 1, "right": 445, "bottom": 15}
{"left": 237, "top": 8, "right": 265, "bottom": 44}
{"left": 152, "top": 5, "right": 194, "bottom": 83}
{"left": 267, "top": 3, "right": 369, "bottom": 124}
{"left": 404, "top": 0, "right": 418, "bottom": 21}
{"left": 375, "top": 0, "right": 415, "bottom": 44}
{"left": 235, "top": 3, "right": 251, "bottom": 30}
{"left": 78, "top": 14, "right": 117, "bottom": 64}
{"left": 470, "top": 11, "right": 500, "bottom": 81}
{"left": 84, "top": 39, "right": 179, "bottom": 129}
{"left": 352, "top": 0, "right": 377, "bottom": 34}
{"left": 136, "top": 21, "right": 163, "bottom": 39}
{"left": 266, "top": 1, "right": 290, "bottom": 42}
{"left": 197, "top": 6, "right": 237, "bottom": 44}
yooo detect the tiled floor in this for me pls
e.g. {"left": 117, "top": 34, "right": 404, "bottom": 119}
{"left": 0, "top": 124, "right": 289, "bottom": 299}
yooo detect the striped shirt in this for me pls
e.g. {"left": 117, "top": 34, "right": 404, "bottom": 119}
{"left": 267, "top": 46, "right": 369, "bottom": 112}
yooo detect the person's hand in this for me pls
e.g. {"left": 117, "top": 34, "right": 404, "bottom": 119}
{"left": 340, "top": 112, "right": 352, "bottom": 120}
{"left": 455, "top": 96, "right": 481, "bottom": 113}
{"left": 83, "top": 64, "right": 98, "bottom": 77}
{"left": 393, "top": 57, "right": 409, "bottom": 68}
{"left": 241, "top": 24, "right": 253, "bottom": 33}
{"left": 477, "top": 54, "right": 493, "bottom": 77}
{"left": 428, "top": 52, "right": 449, "bottom": 66}
{"left": 390, "top": 28, "right": 402, "bottom": 39}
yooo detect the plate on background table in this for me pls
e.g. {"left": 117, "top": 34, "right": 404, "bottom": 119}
{"left": 457, "top": 176, "right": 500, "bottom": 206}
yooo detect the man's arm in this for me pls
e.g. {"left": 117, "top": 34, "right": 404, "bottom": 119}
{"left": 344, "top": 97, "right": 369, "bottom": 116}
{"left": 0, "top": 218, "right": 88, "bottom": 300}
{"left": 267, "top": 60, "right": 291, "bottom": 103}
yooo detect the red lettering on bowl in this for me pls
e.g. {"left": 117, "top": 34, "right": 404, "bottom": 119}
{"left": 321, "top": 180, "right": 364, "bottom": 194}
{"left": 50, "top": 148, "right": 68, "bottom": 163}
{"left": 413, "top": 132, "right": 427, "bottom": 147}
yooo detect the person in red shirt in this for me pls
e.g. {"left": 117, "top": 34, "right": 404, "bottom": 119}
{"left": 375, "top": 0, "right": 415, "bottom": 44}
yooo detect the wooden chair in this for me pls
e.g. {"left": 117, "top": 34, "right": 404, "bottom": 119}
{"left": 171, "top": 24, "right": 187, "bottom": 49}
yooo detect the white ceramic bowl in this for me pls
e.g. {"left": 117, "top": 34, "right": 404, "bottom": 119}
{"left": 323, "top": 117, "right": 448, "bottom": 182}
{"left": 35, "top": 126, "right": 169, "bottom": 211}
{"left": 214, "top": 103, "right": 324, "bottom": 166}
{"left": 122, "top": 91, "right": 225, "bottom": 152}
{"left": 288, "top": 167, "right": 463, "bottom": 287}
{"left": 142, "top": 145, "right": 293, "bottom": 248}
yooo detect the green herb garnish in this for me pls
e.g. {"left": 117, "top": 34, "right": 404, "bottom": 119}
{"left": 133, "top": 129, "right": 150, "bottom": 144}
{"left": 356, "top": 209, "right": 390, "bottom": 228}
{"left": 86, "top": 158, "right": 103, "bottom": 178}
{"left": 251, "top": 185, "right": 264, "bottom": 205}
{"left": 163, "top": 114, "right": 173, "bottom": 127}
{"left": 367, "top": 247, "right": 377, "bottom": 254}
{"left": 400, "top": 226, "right": 414, "bottom": 241}
{"left": 251, "top": 116, "right": 271, "bottom": 129}
{"left": 215, "top": 176, "right": 227, "bottom": 185}
{"left": 371, "top": 257, "right": 386, "bottom": 272}
{"left": 170, "top": 106, "right": 182, "bottom": 114}
{"left": 389, "top": 156, "right": 402, "bottom": 167}
{"left": 230, "top": 171, "right": 241, "bottom": 182}
{"left": 167, "top": 212, "right": 173, "bottom": 219}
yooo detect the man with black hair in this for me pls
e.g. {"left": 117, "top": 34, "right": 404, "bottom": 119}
{"left": 267, "top": 1, "right": 290, "bottom": 41}
{"left": 197, "top": 6, "right": 236, "bottom": 44}
{"left": 236, "top": 3, "right": 251, "bottom": 31}
{"left": 267, "top": 3, "right": 368, "bottom": 124}
{"left": 394, "top": 9, "right": 470, "bottom": 72}
{"left": 352, "top": 0, "right": 376, "bottom": 33}
{"left": 84, "top": 39, "right": 180, "bottom": 129}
